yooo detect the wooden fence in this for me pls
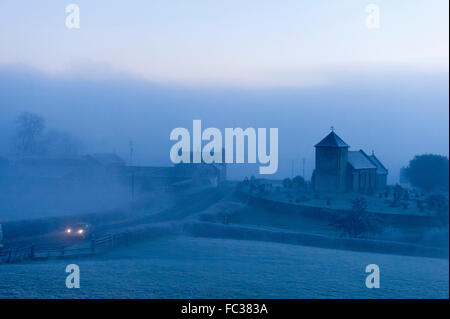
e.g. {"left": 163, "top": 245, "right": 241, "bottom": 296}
{"left": 0, "top": 231, "right": 133, "bottom": 264}
{"left": 0, "top": 222, "right": 176, "bottom": 264}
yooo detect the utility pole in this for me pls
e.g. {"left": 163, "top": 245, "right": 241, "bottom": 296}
{"left": 129, "top": 140, "right": 134, "bottom": 166}
{"left": 129, "top": 140, "right": 134, "bottom": 202}
{"left": 302, "top": 158, "right": 306, "bottom": 179}
{"left": 291, "top": 160, "right": 294, "bottom": 178}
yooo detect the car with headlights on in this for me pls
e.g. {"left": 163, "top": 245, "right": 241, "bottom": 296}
{"left": 64, "top": 223, "right": 92, "bottom": 239}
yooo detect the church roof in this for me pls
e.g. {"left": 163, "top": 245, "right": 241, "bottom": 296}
{"left": 368, "top": 154, "right": 388, "bottom": 175}
{"left": 348, "top": 150, "right": 377, "bottom": 170}
{"left": 315, "top": 131, "right": 349, "bottom": 148}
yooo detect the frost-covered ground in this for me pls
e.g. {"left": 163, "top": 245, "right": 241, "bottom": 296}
{"left": 0, "top": 236, "right": 448, "bottom": 299}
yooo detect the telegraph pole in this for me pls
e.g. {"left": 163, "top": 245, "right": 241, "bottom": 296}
{"left": 291, "top": 160, "right": 294, "bottom": 178}
{"left": 129, "top": 140, "right": 134, "bottom": 202}
{"left": 302, "top": 158, "right": 306, "bottom": 179}
{"left": 129, "top": 140, "right": 134, "bottom": 166}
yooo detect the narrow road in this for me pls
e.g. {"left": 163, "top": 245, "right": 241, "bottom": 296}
{"left": 1, "top": 185, "right": 231, "bottom": 251}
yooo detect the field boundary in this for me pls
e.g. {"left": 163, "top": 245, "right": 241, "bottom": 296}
{"left": 183, "top": 221, "right": 449, "bottom": 259}
{"left": 242, "top": 193, "right": 442, "bottom": 227}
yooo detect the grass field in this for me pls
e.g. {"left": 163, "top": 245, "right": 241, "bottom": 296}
{"left": 0, "top": 236, "right": 448, "bottom": 299}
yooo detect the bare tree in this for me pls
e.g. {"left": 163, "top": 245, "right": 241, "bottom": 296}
{"left": 14, "top": 112, "right": 45, "bottom": 156}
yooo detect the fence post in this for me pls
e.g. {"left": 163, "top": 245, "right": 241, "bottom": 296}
{"left": 6, "top": 249, "right": 12, "bottom": 263}
{"left": 91, "top": 238, "right": 96, "bottom": 255}
{"left": 30, "top": 244, "right": 35, "bottom": 260}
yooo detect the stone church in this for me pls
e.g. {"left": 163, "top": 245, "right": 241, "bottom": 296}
{"left": 312, "top": 130, "right": 388, "bottom": 193}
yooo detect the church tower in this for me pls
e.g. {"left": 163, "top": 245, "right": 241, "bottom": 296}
{"left": 312, "top": 128, "right": 349, "bottom": 193}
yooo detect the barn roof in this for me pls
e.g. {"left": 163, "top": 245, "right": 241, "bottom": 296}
{"left": 85, "top": 153, "right": 125, "bottom": 166}
{"left": 14, "top": 156, "right": 97, "bottom": 178}
{"left": 126, "top": 166, "right": 175, "bottom": 177}
{"left": 315, "top": 131, "right": 349, "bottom": 148}
{"left": 348, "top": 150, "right": 377, "bottom": 170}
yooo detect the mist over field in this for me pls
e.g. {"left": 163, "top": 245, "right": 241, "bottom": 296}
{"left": 0, "top": 65, "right": 448, "bottom": 182}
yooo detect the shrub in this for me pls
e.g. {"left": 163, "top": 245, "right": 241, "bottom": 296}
{"left": 292, "top": 175, "right": 306, "bottom": 189}
{"left": 331, "top": 198, "right": 381, "bottom": 238}
{"left": 282, "top": 178, "right": 292, "bottom": 189}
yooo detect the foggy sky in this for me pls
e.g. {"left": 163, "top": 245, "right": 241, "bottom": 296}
{"left": 0, "top": 65, "right": 448, "bottom": 183}
{"left": 1, "top": 1, "right": 448, "bottom": 182}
